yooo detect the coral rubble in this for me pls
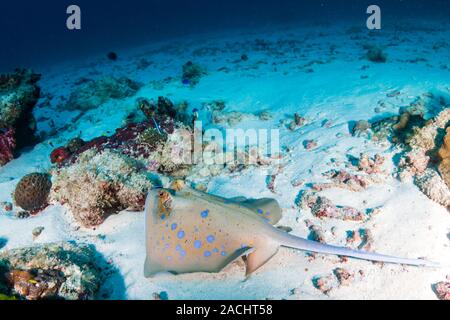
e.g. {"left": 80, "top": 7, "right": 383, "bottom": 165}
{"left": 313, "top": 169, "right": 372, "bottom": 192}
{"left": 299, "top": 191, "right": 368, "bottom": 221}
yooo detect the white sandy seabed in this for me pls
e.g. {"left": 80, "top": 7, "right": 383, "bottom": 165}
{"left": 0, "top": 20, "right": 449, "bottom": 300}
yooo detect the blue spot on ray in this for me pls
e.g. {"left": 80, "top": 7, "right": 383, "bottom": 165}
{"left": 206, "top": 235, "right": 215, "bottom": 243}
{"left": 171, "top": 223, "right": 177, "bottom": 230}
{"left": 221, "top": 251, "right": 227, "bottom": 256}
{"left": 257, "top": 209, "right": 263, "bottom": 214}
{"left": 204, "top": 250, "right": 211, "bottom": 257}
{"left": 194, "top": 240, "right": 202, "bottom": 249}
{"left": 213, "top": 248, "right": 219, "bottom": 253}
{"left": 201, "top": 210, "right": 209, "bottom": 218}
{"left": 177, "top": 230, "right": 185, "bottom": 239}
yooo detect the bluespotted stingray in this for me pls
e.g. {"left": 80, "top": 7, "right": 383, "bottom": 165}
{"left": 144, "top": 183, "right": 440, "bottom": 277}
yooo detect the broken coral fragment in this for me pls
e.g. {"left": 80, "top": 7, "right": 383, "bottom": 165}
{"left": 433, "top": 281, "right": 450, "bottom": 300}
{"left": 299, "top": 191, "right": 367, "bottom": 221}
{"left": 333, "top": 268, "right": 354, "bottom": 286}
{"left": 313, "top": 169, "right": 371, "bottom": 192}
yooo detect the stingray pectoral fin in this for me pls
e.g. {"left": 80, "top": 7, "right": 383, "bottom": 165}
{"left": 245, "top": 244, "right": 280, "bottom": 276}
{"left": 242, "top": 198, "right": 282, "bottom": 225}
{"left": 229, "top": 196, "right": 248, "bottom": 202}
{"left": 214, "top": 247, "right": 255, "bottom": 273}
{"left": 144, "top": 256, "right": 165, "bottom": 278}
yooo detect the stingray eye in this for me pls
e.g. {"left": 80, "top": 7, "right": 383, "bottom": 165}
{"left": 158, "top": 190, "right": 165, "bottom": 197}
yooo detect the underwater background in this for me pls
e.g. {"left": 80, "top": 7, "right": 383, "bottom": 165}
{"left": 0, "top": 0, "right": 449, "bottom": 300}
{"left": 0, "top": 0, "right": 449, "bottom": 71}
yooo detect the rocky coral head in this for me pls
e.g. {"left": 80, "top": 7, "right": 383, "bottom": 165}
{"left": 50, "top": 149, "right": 153, "bottom": 227}
{"left": 13, "top": 172, "right": 52, "bottom": 213}
{"left": 0, "top": 242, "right": 105, "bottom": 300}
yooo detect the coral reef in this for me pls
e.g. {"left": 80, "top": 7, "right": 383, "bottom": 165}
{"left": 145, "top": 126, "right": 194, "bottom": 177}
{"left": 0, "top": 69, "right": 41, "bottom": 165}
{"left": 50, "top": 118, "right": 176, "bottom": 167}
{"left": 65, "top": 76, "right": 142, "bottom": 111}
{"left": 0, "top": 69, "right": 41, "bottom": 129}
{"left": 438, "top": 127, "right": 450, "bottom": 187}
{"left": 66, "top": 137, "right": 86, "bottom": 154}
{"left": 0, "top": 128, "right": 16, "bottom": 166}
{"left": 181, "top": 61, "right": 207, "bottom": 86}
{"left": 50, "top": 149, "right": 153, "bottom": 227}
{"left": 137, "top": 96, "right": 191, "bottom": 125}
{"left": 397, "top": 108, "right": 450, "bottom": 207}
{"left": 0, "top": 242, "right": 102, "bottom": 300}
{"left": 414, "top": 169, "right": 450, "bottom": 208}
{"left": 365, "top": 94, "right": 444, "bottom": 144}
{"left": 13, "top": 173, "right": 52, "bottom": 212}
{"left": 49, "top": 98, "right": 195, "bottom": 226}
{"left": 189, "top": 144, "right": 276, "bottom": 182}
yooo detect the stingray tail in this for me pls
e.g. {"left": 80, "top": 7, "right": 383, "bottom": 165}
{"left": 276, "top": 231, "right": 440, "bottom": 267}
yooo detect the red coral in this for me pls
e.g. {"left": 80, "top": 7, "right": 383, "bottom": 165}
{"left": 50, "top": 147, "right": 71, "bottom": 164}
{"left": 0, "top": 128, "right": 16, "bottom": 166}
{"left": 75, "top": 136, "right": 108, "bottom": 155}
{"left": 49, "top": 116, "right": 176, "bottom": 166}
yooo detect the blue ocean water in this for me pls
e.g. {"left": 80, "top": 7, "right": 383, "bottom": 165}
{"left": 0, "top": 0, "right": 448, "bottom": 71}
